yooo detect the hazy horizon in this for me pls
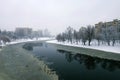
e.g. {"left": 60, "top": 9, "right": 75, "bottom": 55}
{"left": 0, "top": 0, "right": 120, "bottom": 35}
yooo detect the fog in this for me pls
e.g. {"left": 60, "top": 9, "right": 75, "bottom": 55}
{"left": 0, "top": 0, "right": 120, "bottom": 35}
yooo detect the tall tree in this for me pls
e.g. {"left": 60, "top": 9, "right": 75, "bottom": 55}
{"left": 0, "top": 29, "right": 1, "bottom": 34}
{"left": 108, "top": 26, "right": 118, "bottom": 46}
{"left": 56, "top": 33, "right": 62, "bottom": 42}
{"left": 79, "top": 27, "right": 87, "bottom": 45}
{"left": 73, "top": 30, "right": 79, "bottom": 44}
{"left": 86, "top": 25, "right": 95, "bottom": 46}
{"left": 66, "top": 26, "right": 73, "bottom": 43}
{"left": 102, "top": 27, "right": 111, "bottom": 46}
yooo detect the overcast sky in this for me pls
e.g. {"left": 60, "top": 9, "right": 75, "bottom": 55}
{"left": 0, "top": 0, "right": 120, "bottom": 35}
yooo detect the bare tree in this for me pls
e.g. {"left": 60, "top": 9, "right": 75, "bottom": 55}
{"left": 86, "top": 25, "right": 95, "bottom": 46}
{"left": 0, "top": 35, "right": 10, "bottom": 44}
{"left": 56, "top": 34, "right": 62, "bottom": 42}
{"left": 66, "top": 26, "right": 73, "bottom": 43}
{"left": 56, "top": 22, "right": 120, "bottom": 47}
{"left": 108, "top": 26, "right": 118, "bottom": 46}
{"left": 95, "top": 33, "right": 102, "bottom": 46}
{"left": 79, "top": 27, "right": 87, "bottom": 45}
{"left": 73, "top": 30, "right": 79, "bottom": 44}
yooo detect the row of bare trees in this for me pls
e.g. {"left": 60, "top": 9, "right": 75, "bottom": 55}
{"left": 56, "top": 25, "right": 120, "bottom": 46}
{"left": 0, "top": 28, "right": 51, "bottom": 43}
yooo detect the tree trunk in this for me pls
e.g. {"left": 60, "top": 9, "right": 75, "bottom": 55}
{"left": 112, "top": 40, "right": 115, "bottom": 46}
{"left": 88, "top": 40, "right": 91, "bottom": 46}
{"left": 83, "top": 42, "right": 86, "bottom": 45}
{"left": 76, "top": 40, "right": 78, "bottom": 45}
{"left": 107, "top": 41, "right": 110, "bottom": 46}
{"left": 97, "top": 40, "right": 100, "bottom": 46}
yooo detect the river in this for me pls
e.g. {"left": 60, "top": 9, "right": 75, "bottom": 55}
{"left": 23, "top": 42, "right": 120, "bottom": 80}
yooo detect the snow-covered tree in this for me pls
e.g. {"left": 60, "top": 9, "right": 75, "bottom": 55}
{"left": 56, "top": 21, "right": 120, "bottom": 46}
{"left": 66, "top": 26, "right": 74, "bottom": 43}
{"left": 109, "top": 26, "right": 118, "bottom": 46}
{"left": 79, "top": 27, "right": 87, "bottom": 45}
{"left": 56, "top": 32, "right": 66, "bottom": 42}
{"left": 86, "top": 25, "right": 95, "bottom": 46}
{"left": 73, "top": 30, "right": 79, "bottom": 44}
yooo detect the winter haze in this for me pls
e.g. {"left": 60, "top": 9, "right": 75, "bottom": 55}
{"left": 0, "top": 0, "right": 120, "bottom": 35}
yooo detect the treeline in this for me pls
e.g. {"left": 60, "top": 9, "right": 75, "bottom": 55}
{"left": 0, "top": 28, "right": 51, "bottom": 43}
{"left": 56, "top": 25, "right": 120, "bottom": 46}
{"left": 0, "top": 30, "right": 12, "bottom": 43}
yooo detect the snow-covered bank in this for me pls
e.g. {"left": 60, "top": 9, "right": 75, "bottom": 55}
{"left": 7, "top": 37, "right": 52, "bottom": 45}
{"left": 47, "top": 40, "right": 120, "bottom": 54}
{"left": 1, "top": 37, "right": 53, "bottom": 46}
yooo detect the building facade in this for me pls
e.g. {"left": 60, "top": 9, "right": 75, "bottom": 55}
{"left": 15, "top": 27, "right": 32, "bottom": 38}
{"left": 95, "top": 19, "right": 120, "bottom": 33}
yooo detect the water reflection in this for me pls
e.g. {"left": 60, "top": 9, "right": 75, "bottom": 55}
{"left": 65, "top": 53, "right": 73, "bottom": 63}
{"left": 57, "top": 49, "right": 120, "bottom": 72}
{"left": 23, "top": 42, "right": 43, "bottom": 50}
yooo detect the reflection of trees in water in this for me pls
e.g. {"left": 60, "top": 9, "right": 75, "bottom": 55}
{"left": 57, "top": 50, "right": 65, "bottom": 54}
{"left": 65, "top": 53, "right": 73, "bottom": 63}
{"left": 74, "top": 54, "right": 96, "bottom": 70}
{"left": 44, "top": 43, "right": 48, "bottom": 48}
{"left": 57, "top": 50, "right": 73, "bottom": 63}
{"left": 22, "top": 43, "right": 43, "bottom": 51}
{"left": 84, "top": 56, "right": 96, "bottom": 70}
{"left": 57, "top": 49, "right": 120, "bottom": 72}
{"left": 101, "top": 60, "right": 120, "bottom": 72}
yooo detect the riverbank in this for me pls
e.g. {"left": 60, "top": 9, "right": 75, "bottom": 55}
{"left": 6, "top": 37, "right": 53, "bottom": 45}
{"left": 51, "top": 43, "right": 120, "bottom": 61}
{"left": 0, "top": 37, "right": 54, "bottom": 48}
{"left": 0, "top": 42, "right": 58, "bottom": 80}
{"left": 47, "top": 40, "right": 120, "bottom": 54}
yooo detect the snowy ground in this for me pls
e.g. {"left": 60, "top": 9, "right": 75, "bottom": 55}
{"left": 0, "top": 37, "right": 52, "bottom": 46}
{"left": 7, "top": 37, "right": 52, "bottom": 45}
{"left": 47, "top": 40, "right": 120, "bottom": 54}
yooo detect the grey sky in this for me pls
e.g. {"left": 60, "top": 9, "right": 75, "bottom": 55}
{"left": 0, "top": 0, "right": 120, "bottom": 35}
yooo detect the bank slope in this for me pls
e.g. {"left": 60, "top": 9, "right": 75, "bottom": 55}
{"left": 0, "top": 43, "right": 58, "bottom": 80}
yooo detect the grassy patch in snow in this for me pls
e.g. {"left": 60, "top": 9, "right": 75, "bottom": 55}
{"left": 0, "top": 43, "right": 58, "bottom": 80}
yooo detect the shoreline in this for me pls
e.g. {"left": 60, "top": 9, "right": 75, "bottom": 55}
{"left": 0, "top": 42, "right": 58, "bottom": 80}
{"left": 47, "top": 40, "right": 120, "bottom": 54}
{"left": 0, "top": 37, "right": 53, "bottom": 46}
{"left": 49, "top": 43, "right": 120, "bottom": 61}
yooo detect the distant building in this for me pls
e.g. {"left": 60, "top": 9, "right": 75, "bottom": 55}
{"left": 95, "top": 19, "right": 120, "bottom": 32}
{"left": 15, "top": 27, "right": 32, "bottom": 38}
{"left": 32, "top": 30, "right": 43, "bottom": 38}
{"left": 43, "top": 29, "right": 50, "bottom": 37}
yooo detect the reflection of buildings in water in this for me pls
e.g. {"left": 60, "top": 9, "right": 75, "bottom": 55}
{"left": 57, "top": 49, "right": 120, "bottom": 72}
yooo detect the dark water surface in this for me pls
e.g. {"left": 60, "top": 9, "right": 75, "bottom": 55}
{"left": 28, "top": 42, "right": 120, "bottom": 80}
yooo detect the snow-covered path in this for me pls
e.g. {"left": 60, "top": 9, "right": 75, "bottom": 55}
{"left": 47, "top": 40, "right": 120, "bottom": 54}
